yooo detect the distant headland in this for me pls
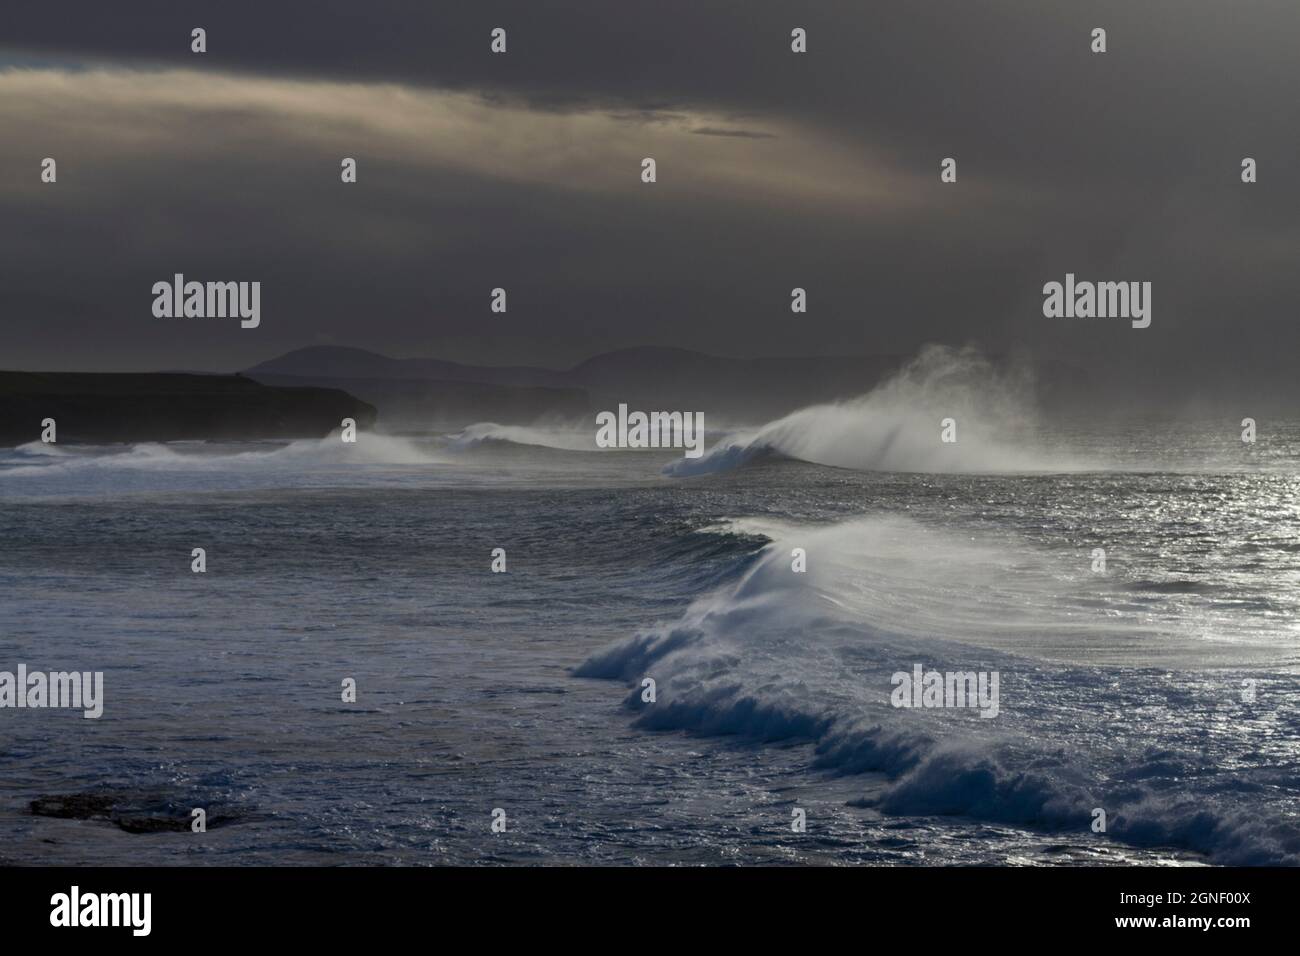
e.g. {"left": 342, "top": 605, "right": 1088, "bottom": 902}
{"left": 0, "top": 371, "right": 376, "bottom": 447}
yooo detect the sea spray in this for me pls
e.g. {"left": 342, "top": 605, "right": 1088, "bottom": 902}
{"left": 578, "top": 513, "right": 1300, "bottom": 864}
{"left": 667, "top": 344, "right": 1067, "bottom": 476}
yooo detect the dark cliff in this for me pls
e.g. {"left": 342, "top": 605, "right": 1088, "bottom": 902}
{"left": 0, "top": 371, "right": 377, "bottom": 446}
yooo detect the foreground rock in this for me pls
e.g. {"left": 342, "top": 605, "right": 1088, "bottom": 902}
{"left": 30, "top": 790, "right": 253, "bottom": 833}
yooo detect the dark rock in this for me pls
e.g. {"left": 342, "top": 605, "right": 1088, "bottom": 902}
{"left": 29, "top": 789, "right": 252, "bottom": 834}
{"left": 0, "top": 371, "right": 377, "bottom": 446}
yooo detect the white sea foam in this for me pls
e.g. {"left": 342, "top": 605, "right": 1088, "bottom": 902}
{"left": 449, "top": 422, "right": 601, "bottom": 452}
{"left": 578, "top": 514, "right": 1300, "bottom": 864}
{"left": 0, "top": 432, "right": 447, "bottom": 478}
{"left": 668, "top": 345, "right": 1086, "bottom": 476}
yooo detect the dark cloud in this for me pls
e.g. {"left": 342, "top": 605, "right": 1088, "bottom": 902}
{"left": 0, "top": 1, "right": 1297, "bottom": 404}
{"left": 691, "top": 128, "right": 777, "bottom": 139}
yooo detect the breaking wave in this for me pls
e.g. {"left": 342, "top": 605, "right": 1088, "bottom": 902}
{"left": 577, "top": 514, "right": 1300, "bottom": 865}
{"left": 449, "top": 422, "right": 600, "bottom": 452}
{"left": 0, "top": 432, "right": 442, "bottom": 475}
{"left": 0, "top": 433, "right": 452, "bottom": 499}
{"left": 668, "top": 345, "right": 1085, "bottom": 477}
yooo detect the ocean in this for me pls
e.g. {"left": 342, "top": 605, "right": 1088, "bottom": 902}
{"left": 2, "top": 413, "right": 1299, "bottom": 866}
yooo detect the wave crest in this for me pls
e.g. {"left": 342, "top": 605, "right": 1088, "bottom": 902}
{"left": 577, "top": 514, "right": 1300, "bottom": 864}
{"left": 669, "top": 345, "right": 1081, "bottom": 476}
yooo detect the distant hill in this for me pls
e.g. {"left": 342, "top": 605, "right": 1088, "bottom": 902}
{"left": 0, "top": 371, "right": 376, "bottom": 446}
{"left": 245, "top": 346, "right": 912, "bottom": 423}
{"left": 245, "top": 346, "right": 570, "bottom": 388}
{"left": 245, "top": 345, "right": 1092, "bottom": 425}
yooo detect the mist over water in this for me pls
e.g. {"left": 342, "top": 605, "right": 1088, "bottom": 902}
{"left": 668, "top": 344, "right": 1300, "bottom": 478}
{"left": 449, "top": 422, "right": 601, "bottom": 453}
{"left": 670, "top": 345, "right": 1076, "bottom": 476}
{"left": 3, "top": 346, "right": 1299, "bottom": 866}
{"left": 4, "top": 431, "right": 445, "bottom": 473}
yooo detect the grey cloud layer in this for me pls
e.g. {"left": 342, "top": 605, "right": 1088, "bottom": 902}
{"left": 0, "top": 0, "right": 1297, "bottom": 399}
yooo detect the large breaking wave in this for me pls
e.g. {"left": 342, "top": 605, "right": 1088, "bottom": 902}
{"left": 668, "top": 345, "right": 1085, "bottom": 476}
{"left": 577, "top": 514, "right": 1300, "bottom": 865}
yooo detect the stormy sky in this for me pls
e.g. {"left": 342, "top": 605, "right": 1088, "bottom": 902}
{"left": 1, "top": 0, "right": 1296, "bottom": 401}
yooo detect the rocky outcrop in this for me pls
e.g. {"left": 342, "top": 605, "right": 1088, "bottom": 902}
{"left": 0, "top": 371, "right": 377, "bottom": 446}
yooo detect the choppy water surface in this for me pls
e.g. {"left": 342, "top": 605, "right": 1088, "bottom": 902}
{"left": 1, "top": 420, "right": 1298, "bottom": 865}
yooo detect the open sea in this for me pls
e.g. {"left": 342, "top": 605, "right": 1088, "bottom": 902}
{"left": 2, "top": 413, "right": 1299, "bottom": 866}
